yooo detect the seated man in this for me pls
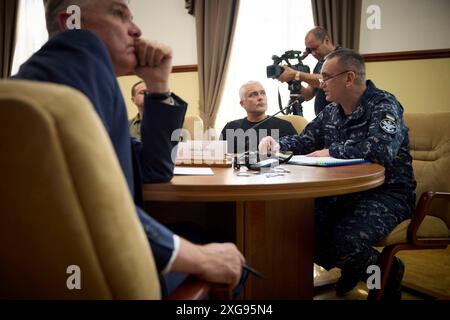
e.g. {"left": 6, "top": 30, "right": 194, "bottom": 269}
{"left": 129, "top": 80, "right": 146, "bottom": 141}
{"left": 221, "top": 81, "right": 297, "bottom": 154}
{"left": 259, "top": 49, "right": 416, "bottom": 299}
{"left": 15, "top": 0, "right": 245, "bottom": 297}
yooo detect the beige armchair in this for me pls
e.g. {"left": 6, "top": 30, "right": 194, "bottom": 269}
{"left": 369, "top": 112, "right": 450, "bottom": 300}
{"left": 278, "top": 114, "right": 308, "bottom": 134}
{"left": 0, "top": 80, "right": 226, "bottom": 299}
{"left": 181, "top": 115, "right": 204, "bottom": 141}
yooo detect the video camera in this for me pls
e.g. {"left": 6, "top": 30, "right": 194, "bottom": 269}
{"left": 266, "top": 50, "right": 310, "bottom": 116}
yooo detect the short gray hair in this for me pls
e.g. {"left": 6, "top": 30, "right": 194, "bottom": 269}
{"left": 325, "top": 49, "right": 366, "bottom": 83}
{"left": 239, "top": 80, "right": 263, "bottom": 100}
{"left": 44, "top": 0, "right": 92, "bottom": 36}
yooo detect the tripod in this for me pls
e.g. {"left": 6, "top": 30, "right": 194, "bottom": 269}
{"left": 287, "top": 94, "right": 305, "bottom": 116}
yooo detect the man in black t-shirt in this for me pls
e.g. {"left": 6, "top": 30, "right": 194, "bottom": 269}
{"left": 221, "top": 81, "right": 297, "bottom": 153}
{"left": 277, "top": 27, "right": 341, "bottom": 116}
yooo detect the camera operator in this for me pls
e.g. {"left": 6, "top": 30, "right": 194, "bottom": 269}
{"left": 278, "top": 27, "right": 341, "bottom": 116}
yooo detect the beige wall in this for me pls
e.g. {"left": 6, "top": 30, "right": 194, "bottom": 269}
{"left": 118, "top": 72, "right": 200, "bottom": 119}
{"left": 366, "top": 58, "right": 450, "bottom": 113}
{"left": 129, "top": 0, "right": 197, "bottom": 65}
{"left": 360, "top": 0, "right": 450, "bottom": 54}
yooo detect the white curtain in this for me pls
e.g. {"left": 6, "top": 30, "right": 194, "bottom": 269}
{"left": 11, "top": 0, "right": 48, "bottom": 76}
{"left": 215, "top": 0, "right": 316, "bottom": 134}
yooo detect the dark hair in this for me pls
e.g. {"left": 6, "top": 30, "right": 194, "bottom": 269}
{"left": 131, "top": 80, "right": 144, "bottom": 97}
{"left": 325, "top": 49, "right": 366, "bottom": 82}
{"left": 308, "top": 26, "right": 331, "bottom": 43}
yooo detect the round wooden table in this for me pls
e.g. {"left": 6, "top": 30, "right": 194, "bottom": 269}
{"left": 143, "top": 163, "right": 385, "bottom": 299}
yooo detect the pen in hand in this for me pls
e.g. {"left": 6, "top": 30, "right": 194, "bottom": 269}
{"left": 243, "top": 263, "right": 264, "bottom": 279}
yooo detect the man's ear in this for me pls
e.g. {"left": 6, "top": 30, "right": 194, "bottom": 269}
{"left": 56, "top": 12, "right": 71, "bottom": 31}
{"left": 345, "top": 71, "right": 356, "bottom": 87}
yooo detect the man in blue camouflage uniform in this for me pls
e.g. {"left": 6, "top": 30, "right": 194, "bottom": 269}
{"left": 259, "top": 49, "right": 416, "bottom": 299}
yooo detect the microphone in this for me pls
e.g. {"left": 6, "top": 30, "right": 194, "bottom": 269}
{"left": 237, "top": 97, "right": 305, "bottom": 168}
{"left": 250, "top": 96, "right": 305, "bottom": 131}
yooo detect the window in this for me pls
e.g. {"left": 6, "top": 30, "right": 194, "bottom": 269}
{"left": 215, "top": 0, "right": 316, "bottom": 133}
{"left": 11, "top": 0, "right": 48, "bottom": 76}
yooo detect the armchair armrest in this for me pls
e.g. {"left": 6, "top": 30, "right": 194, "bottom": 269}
{"left": 407, "top": 191, "right": 450, "bottom": 245}
{"left": 166, "top": 276, "right": 232, "bottom": 300}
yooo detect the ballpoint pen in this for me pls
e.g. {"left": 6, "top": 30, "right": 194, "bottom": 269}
{"left": 243, "top": 263, "right": 265, "bottom": 279}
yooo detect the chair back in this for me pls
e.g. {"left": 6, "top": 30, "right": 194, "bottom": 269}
{"left": 181, "top": 115, "right": 204, "bottom": 140}
{"left": 278, "top": 114, "right": 308, "bottom": 133}
{"left": 405, "top": 112, "right": 450, "bottom": 228}
{"left": 0, "top": 80, "right": 160, "bottom": 299}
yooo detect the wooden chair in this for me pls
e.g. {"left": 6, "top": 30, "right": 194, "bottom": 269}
{"left": 278, "top": 114, "right": 309, "bottom": 134}
{"left": 369, "top": 112, "right": 450, "bottom": 300}
{"left": 0, "top": 80, "right": 229, "bottom": 300}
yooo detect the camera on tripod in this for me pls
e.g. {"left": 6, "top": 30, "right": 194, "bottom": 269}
{"left": 266, "top": 50, "right": 310, "bottom": 116}
{"left": 266, "top": 50, "right": 310, "bottom": 79}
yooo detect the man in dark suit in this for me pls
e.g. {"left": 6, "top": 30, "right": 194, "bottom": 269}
{"left": 16, "top": 0, "right": 244, "bottom": 297}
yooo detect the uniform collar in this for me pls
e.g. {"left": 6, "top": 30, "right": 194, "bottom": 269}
{"left": 340, "top": 80, "right": 377, "bottom": 121}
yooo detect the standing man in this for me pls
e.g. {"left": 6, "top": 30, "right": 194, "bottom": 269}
{"left": 259, "top": 49, "right": 416, "bottom": 299}
{"left": 15, "top": 0, "right": 245, "bottom": 297}
{"left": 221, "top": 81, "right": 297, "bottom": 153}
{"left": 129, "top": 80, "right": 146, "bottom": 140}
{"left": 277, "top": 27, "right": 341, "bottom": 116}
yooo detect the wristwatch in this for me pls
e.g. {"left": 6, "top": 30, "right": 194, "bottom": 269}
{"left": 294, "top": 72, "right": 301, "bottom": 81}
{"left": 145, "top": 91, "right": 172, "bottom": 100}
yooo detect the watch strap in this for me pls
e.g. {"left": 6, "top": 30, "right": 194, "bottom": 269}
{"left": 146, "top": 91, "right": 172, "bottom": 100}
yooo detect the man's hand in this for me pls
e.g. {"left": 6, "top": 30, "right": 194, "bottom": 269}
{"left": 196, "top": 243, "right": 245, "bottom": 287}
{"left": 135, "top": 38, "right": 172, "bottom": 93}
{"left": 277, "top": 66, "right": 297, "bottom": 83}
{"left": 306, "top": 149, "right": 330, "bottom": 157}
{"left": 171, "top": 239, "right": 244, "bottom": 288}
{"left": 258, "top": 136, "right": 280, "bottom": 156}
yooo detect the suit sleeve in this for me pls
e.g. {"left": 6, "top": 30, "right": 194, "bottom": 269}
{"left": 135, "top": 93, "right": 187, "bottom": 183}
{"left": 136, "top": 206, "right": 176, "bottom": 273}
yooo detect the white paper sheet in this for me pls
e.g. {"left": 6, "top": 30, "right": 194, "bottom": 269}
{"left": 174, "top": 167, "right": 214, "bottom": 176}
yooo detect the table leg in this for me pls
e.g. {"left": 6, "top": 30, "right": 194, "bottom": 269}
{"left": 237, "top": 199, "right": 314, "bottom": 299}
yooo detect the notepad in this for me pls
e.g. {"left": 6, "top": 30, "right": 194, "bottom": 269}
{"left": 288, "top": 155, "right": 368, "bottom": 167}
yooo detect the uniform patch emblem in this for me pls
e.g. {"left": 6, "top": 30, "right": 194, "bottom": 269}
{"left": 380, "top": 119, "right": 397, "bottom": 134}
{"left": 385, "top": 114, "right": 396, "bottom": 122}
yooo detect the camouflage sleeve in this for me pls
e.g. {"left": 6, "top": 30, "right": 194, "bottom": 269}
{"left": 279, "top": 115, "right": 325, "bottom": 154}
{"left": 328, "top": 100, "right": 406, "bottom": 165}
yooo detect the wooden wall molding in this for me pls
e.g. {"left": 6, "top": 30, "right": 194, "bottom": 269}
{"left": 362, "top": 49, "right": 450, "bottom": 62}
{"left": 172, "top": 64, "right": 198, "bottom": 73}
{"left": 172, "top": 49, "right": 450, "bottom": 72}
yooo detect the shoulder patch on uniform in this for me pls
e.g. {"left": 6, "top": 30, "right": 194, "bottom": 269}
{"left": 385, "top": 113, "right": 396, "bottom": 122}
{"left": 380, "top": 118, "right": 398, "bottom": 134}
